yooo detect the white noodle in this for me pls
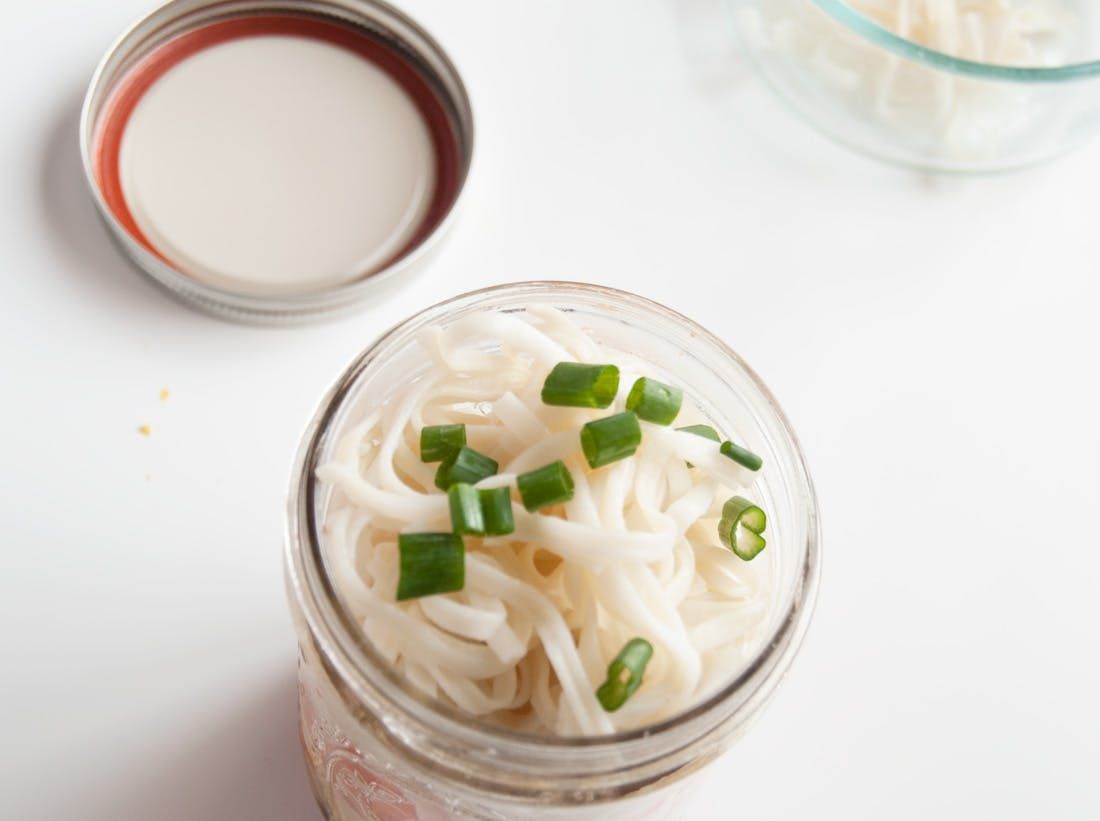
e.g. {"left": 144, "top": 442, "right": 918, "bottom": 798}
{"left": 319, "top": 307, "right": 773, "bottom": 734}
{"left": 741, "top": 0, "right": 1075, "bottom": 162}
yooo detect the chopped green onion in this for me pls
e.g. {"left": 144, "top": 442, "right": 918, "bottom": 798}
{"left": 625, "top": 377, "right": 682, "bottom": 425}
{"left": 517, "top": 460, "right": 575, "bottom": 512}
{"left": 420, "top": 424, "right": 466, "bottom": 463}
{"left": 479, "top": 487, "right": 515, "bottom": 536}
{"left": 580, "top": 411, "right": 642, "bottom": 469}
{"left": 718, "top": 496, "right": 767, "bottom": 560}
{"left": 541, "top": 362, "right": 620, "bottom": 408}
{"left": 596, "top": 638, "right": 654, "bottom": 712}
{"left": 678, "top": 423, "right": 721, "bottom": 443}
{"left": 448, "top": 483, "right": 485, "bottom": 536}
{"left": 396, "top": 532, "right": 465, "bottom": 600}
{"left": 720, "top": 440, "right": 763, "bottom": 472}
{"left": 434, "top": 446, "right": 499, "bottom": 490}
{"left": 679, "top": 423, "right": 721, "bottom": 468}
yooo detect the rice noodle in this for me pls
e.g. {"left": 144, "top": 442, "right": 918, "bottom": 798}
{"left": 319, "top": 308, "right": 773, "bottom": 735}
{"left": 739, "top": 0, "right": 1075, "bottom": 161}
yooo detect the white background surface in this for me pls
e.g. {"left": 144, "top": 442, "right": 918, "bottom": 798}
{"left": 3, "top": 1, "right": 1098, "bottom": 818}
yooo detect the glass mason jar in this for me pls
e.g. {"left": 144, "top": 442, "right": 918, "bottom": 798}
{"left": 285, "top": 282, "right": 821, "bottom": 820}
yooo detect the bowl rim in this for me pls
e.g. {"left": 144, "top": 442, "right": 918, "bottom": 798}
{"left": 813, "top": 0, "right": 1100, "bottom": 83}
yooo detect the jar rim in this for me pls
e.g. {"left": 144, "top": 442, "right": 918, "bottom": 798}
{"left": 285, "top": 281, "right": 821, "bottom": 777}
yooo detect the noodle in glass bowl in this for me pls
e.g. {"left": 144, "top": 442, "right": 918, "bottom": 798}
{"left": 732, "top": 0, "right": 1100, "bottom": 171}
{"left": 285, "top": 282, "right": 820, "bottom": 820}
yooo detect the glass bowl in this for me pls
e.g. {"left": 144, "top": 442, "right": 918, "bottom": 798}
{"left": 285, "top": 282, "right": 821, "bottom": 819}
{"left": 731, "top": 0, "right": 1100, "bottom": 171}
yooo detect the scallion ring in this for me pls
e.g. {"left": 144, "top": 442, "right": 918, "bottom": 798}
{"left": 625, "top": 377, "right": 682, "bottom": 425}
{"left": 677, "top": 423, "right": 720, "bottom": 442}
{"left": 580, "top": 411, "right": 642, "bottom": 469}
{"left": 596, "top": 638, "right": 654, "bottom": 712}
{"left": 396, "top": 532, "right": 465, "bottom": 601}
{"left": 478, "top": 487, "right": 515, "bottom": 536}
{"left": 434, "top": 446, "right": 499, "bottom": 490}
{"left": 678, "top": 423, "right": 720, "bottom": 467}
{"left": 448, "top": 483, "right": 485, "bottom": 536}
{"left": 720, "top": 440, "right": 763, "bottom": 472}
{"left": 718, "top": 496, "right": 767, "bottom": 561}
{"left": 541, "top": 362, "right": 620, "bottom": 408}
{"left": 419, "top": 424, "right": 467, "bottom": 463}
{"left": 516, "top": 460, "right": 575, "bottom": 512}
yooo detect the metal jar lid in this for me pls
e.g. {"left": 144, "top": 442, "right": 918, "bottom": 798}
{"left": 80, "top": 0, "right": 474, "bottom": 323}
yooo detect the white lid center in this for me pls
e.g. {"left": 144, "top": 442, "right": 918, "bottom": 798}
{"left": 119, "top": 34, "right": 437, "bottom": 293}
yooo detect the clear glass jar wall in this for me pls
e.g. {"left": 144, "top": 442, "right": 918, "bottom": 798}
{"left": 285, "top": 282, "right": 821, "bottom": 820}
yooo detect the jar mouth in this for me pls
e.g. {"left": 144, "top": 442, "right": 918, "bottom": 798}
{"left": 286, "top": 281, "right": 821, "bottom": 758}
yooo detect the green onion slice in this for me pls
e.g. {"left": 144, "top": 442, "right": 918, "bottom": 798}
{"left": 580, "top": 412, "right": 642, "bottom": 469}
{"left": 541, "top": 363, "right": 620, "bottom": 408}
{"left": 718, "top": 496, "right": 767, "bottom": 560}
{"left": 434, "top": 446, "right": 499, "bottom": 490}
{"left": 419, "top": 424, "right": 467, "bottom": 463}
{"left": 720, "top": 440, "right": 763, "bottom": 472}
{"left": 396, "top": 532, "right": 465, "bottom": 600}
{"left": 596, "top": 638, "right": 654, "bottom": 712}
{"left": 517, "top": 460, "right": 575, "bottom": 512}
{"left": 678, "top": 423, "right": 720, "bottom": 468}
{"left": 448, "top": 483, "right": 485, "bottom": 536}
{"left": 479, "top": 487, "right": 515, "bottom": 536}
{"left": 625, "top": 377, "right": 683, "bottom": 425}
{"left": 677, "top": 423, "right": 720, "bottom": 442}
